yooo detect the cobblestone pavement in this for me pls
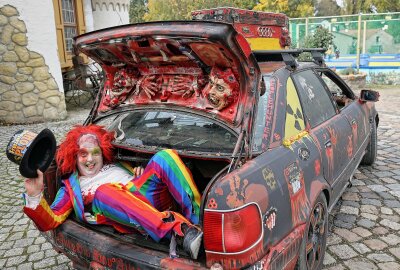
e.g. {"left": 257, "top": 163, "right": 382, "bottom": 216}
{"left": 0, "top": 89, "right": 400, "bottom": 269}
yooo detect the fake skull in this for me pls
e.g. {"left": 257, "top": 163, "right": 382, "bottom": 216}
{"left": 204, "top": 67, "right": 239, "bottom": 110}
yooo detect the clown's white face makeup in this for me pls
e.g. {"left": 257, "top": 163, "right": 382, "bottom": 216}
{"left": 77, "top": 134, "right": 103, "bottom": 177}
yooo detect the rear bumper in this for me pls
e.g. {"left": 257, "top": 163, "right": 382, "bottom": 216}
{"left": 44, "top": 220, "right": 207, "bottom": 270}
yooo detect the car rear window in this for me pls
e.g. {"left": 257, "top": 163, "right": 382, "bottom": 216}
{"left": 104, "top": 110, "right": 237, "bottom": 153}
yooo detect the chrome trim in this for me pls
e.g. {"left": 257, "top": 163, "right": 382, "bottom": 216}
{"left": 205, "top": 202, "right": 264, "bottom": 255}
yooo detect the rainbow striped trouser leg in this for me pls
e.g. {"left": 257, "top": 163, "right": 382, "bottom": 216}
{"left": 92, "top": 149, "right": 201, "bottom": 242}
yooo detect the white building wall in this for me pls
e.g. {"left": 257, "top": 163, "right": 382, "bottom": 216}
{"left": 92, "top": 0, "right": 130, "bottom": 30}
{"left": 0, "top": 0, "right": 63, "bottom": 93}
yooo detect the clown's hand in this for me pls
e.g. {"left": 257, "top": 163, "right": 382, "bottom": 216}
{"left": 24, "top": 169, "right": 44, "bottom": 197}
{"left": 133, "top": 166, "right": 144, "bottom": 177}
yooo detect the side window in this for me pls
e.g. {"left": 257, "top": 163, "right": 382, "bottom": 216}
{"left": 292, "top": 70, "right": 337, "bottom": 128}
{"left": 284, "top": 77, "right": 305, "bottom": 143}
{"left": 253, "top": 76, "right": 271, "bottom": 151}
{"left": 319, "top": 71, "right": 355, "bottom": 110}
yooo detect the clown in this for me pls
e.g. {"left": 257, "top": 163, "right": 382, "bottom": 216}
{"left": 23, "top": 125, "right": 203, "bottom": 259}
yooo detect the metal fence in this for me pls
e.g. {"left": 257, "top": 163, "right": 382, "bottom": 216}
{"left": 290, "top": 13, "right": 400, "bottom": 85}
{"left": 290, "top": 12, "right": 400, "bottom": 55}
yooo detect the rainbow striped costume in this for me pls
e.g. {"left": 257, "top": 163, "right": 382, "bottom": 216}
{"left": 23, "top": 149, "right": 201, "bottom": 241}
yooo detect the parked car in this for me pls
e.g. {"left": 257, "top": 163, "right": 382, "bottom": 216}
{"left": 40, "top": 21, "right": 379, "bottom": 270}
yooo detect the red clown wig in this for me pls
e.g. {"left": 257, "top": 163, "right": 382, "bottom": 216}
{"left": 56, "top": 125, "right": 115, "bottom": 175}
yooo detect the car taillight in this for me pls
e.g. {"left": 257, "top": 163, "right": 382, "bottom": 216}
{"left": 204, "top": 203, "right": 262, "bottom": 253}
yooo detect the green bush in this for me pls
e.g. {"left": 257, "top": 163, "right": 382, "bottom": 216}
{"left": 298, "top": 26, "right": 334, "bottom": 61}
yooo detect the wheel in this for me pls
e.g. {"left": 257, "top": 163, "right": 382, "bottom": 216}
{"left": 68, "top": 75, "right": 95, "bottom": 107}
{"left": 296, "top": 193, "right": 328, "bottom": 270}
{"left": 361, "top": 118, "right": 377, "bottom": 166}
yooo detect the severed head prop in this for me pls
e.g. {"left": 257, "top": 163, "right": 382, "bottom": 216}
{"left": 203, "top": 67, "right": 239, "bottom": 111}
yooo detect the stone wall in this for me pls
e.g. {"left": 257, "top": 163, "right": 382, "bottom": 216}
{"left": 0, "top": 5, "right": 67, "bottom": 124}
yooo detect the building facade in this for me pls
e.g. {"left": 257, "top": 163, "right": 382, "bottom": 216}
{"left": 0, "top": 0, "right": 129, "bottom": 124}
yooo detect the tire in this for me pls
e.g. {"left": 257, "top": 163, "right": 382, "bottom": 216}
{"left": 296, "top": 193, "right": 328, "bottom": 270}
{"left": 361, "top": 119, "right": 377, "bottom": 166}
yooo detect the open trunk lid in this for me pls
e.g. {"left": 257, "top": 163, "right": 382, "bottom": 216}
{"left": 74, "top": 21, "right": 261, "bottom": 132}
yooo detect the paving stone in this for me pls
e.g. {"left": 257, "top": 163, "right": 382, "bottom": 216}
{"left": 374, "top": 171, "right": 394, "bottom": 177}
{"left": 5, "top": 255, "right": 27, "bottom": 267}
{"left": 351, "top": 243, "right": 371, "bottom": 254}
{"left": 340, "top": 205, "right": 359, "bottom": 215}
{"left": 368, "top": 185, "right": 389, "bottom": 192}
{"left": 382, "top": 214, "right": 400, "bottom": 222}
{"left": 323, "top": 252, "right": 336, "bottom": 265}
{"left": 361, "top": 205, "right": 379, "bottom": 215}
{"left": 17, "top": 263, "right": 33, "bottom": 270}
{"left": 352, "top": 227, "right": 372, "bottom": 238}
{"left": 389, "top": 247, "right": 400, "bottom": 259}
{"left": 28, "top": 251, "right": 44, "bottom": 262}
{"left": 361, "top": 212, "right": 379, "bottom": 221}
{"left": 26, "top": 244, "right": 40, "bottom": 254}
{"left": 334, "top": 220, "right": 354, "bottom": 229}
{"left": 323, "top": 264, "right": 346, "bottom": 270}
{"left": 328, "top": 244, "right": 357, "bottom": 259}
{"left": 364, "top": 239, "right": 389, "bottom": 251}
{"left": 358, "top": 218, "right": 376, "bottom": 229}
{"left": 378, "top": 262, "right": 400, "bottom": 270}
{"left": 7, "top": 232, "right": 24, "bottom": 241}
{"left": 380, "top": 234, "right": 400, "bottom": 246}
{"left": 361, "top": 198, "right": 382, "bottom": 206}
{"left": 380, "top": 219, "right": 400, "bottom": 230}
{"left": 3, "top": 247, "right": 24, "bottom": 257}
{"left": 13, "top": 237, "right": 34, "bottom": 248}
{"left": 33, "top": 257, "right": 56, "bottom": 268}
{"left": 343, "top": 258, "right": 378, "bottom": 270}
{"left": 381, "top": 207, "right": 393, "bottom": 215}
{"left": 386, "top": 184, "right": 400, "bottom": 191}
{"left": 56, "top": 255, "right": 71, "bottom": 265}
{"left": 341, "top": 200, "right": 360, "bottom": 208}
{"left": 373, "top": 227, "right": 389, "bottom": 235}
{"left": 377, "top": 192, "right": 396, "bottom": 200}
{"left": 334, "top": 228, "right": 361, "bottom": 242}
{"left": 384, "top": 200, "right": 400, "bottom": 208}
{"left": 367, "top": 253, "right": 395, "bottom": 263}
{"left": 342, "top": 192, "right": 360, "bottom": 201}
{"left": 327, "top": 233, "right": 343, "bottom": 245}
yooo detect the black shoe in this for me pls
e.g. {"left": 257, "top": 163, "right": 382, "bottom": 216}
{"left": 183, "top": 226, "right": 203, "bottom": 260}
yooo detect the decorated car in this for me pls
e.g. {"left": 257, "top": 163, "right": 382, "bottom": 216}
{"left": 38, "top": 15, "right": 379, "bottom": 270}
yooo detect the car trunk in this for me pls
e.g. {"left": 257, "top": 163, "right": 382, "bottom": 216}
{"left": 43, "top": 145, "right": 231, "bottom": 266}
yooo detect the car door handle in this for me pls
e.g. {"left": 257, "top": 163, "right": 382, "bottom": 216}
{"left": 325, "top": 140, "right": 332, "bottom": 148}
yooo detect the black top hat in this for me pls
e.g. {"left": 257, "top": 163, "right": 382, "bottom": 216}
{"left": 6, "top": 129, "right": 56, "bottom": 178}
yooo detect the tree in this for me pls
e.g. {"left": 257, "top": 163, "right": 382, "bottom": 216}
{"left": 298, "top": 26, "right": 334, "bottom": 60}
{"left": 253, "top": 0, "right": 314, "bottom": 18}
{"left": 314, "top": 0, "right": 341, "bottom": 16}
{"left": 342, "top": 0, "right": 400, "bottom": 14}
{"left": 130, "top": 0, "right": 148, "bottom": 23}
{"left": 144, "top": 0, "right": 258, "bottom": 21}
{"left": 302, "top": 26, "right": 334, "bottom": 49}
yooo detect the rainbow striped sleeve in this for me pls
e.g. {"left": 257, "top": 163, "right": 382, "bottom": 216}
{"left": 23, "top": 186, "right": 73, "bottom": 231}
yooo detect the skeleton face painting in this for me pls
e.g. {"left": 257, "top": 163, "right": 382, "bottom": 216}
{"left": 204, "top": 67, "right": 239, "bottom": 110}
